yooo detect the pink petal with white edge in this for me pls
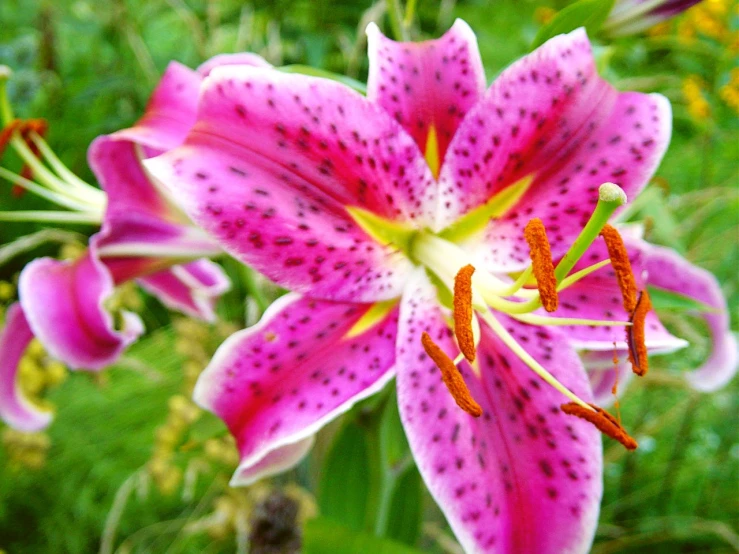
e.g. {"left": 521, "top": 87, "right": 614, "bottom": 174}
{"left": 0, "top": 304, "right": 53, "bottom": 432}
{"left": 230, "top": 436, "right": 315, "bottom": 486}
{"left": 90, "top": 139, "right": 222, "bottom": 283}
{"left": 468, "top": 91, "right": 670, "bottom": 270}
{"left": 146, "top": 67, "right": 432, "bottom": 302}
{"left": 112, "top": 61, "right": 202, "bottom": 152}
{"left": 550, "top": 237, "right": 686, "bottom": 353}
{"left": 440, "top": 29, "right": 669, "bottom": 266}
{"left": 197, "top": 53, "right": 272, "bottom": 77}
{"left": 580, "top": 350, "right": 634, "bottom": 408}
{"left": 641, "top": 241, "right": 738, "bottom": 392}
{"left": 89, "top": 137, "right": 182, "bottom": 225}
{"left": 396, "top": 271, "right": 601, "bottom": 554}
{"left": 194, "top": 293, "right": 398, "bottom": 486}
{"left": 366, "top": 19, "right": 485, "bottom": 162}
{"left": 137, "top": 259, "right": 231, "bottom": 321}
{"left": 18, "top": 252, "right": 144, "bottom": 371}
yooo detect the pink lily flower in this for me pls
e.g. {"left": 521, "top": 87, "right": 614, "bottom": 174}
{"left": 0, "top": 54, "right": 269, "bottom": 430}
{"left": 147, "top": 22, "right": 733, "bottom": 553}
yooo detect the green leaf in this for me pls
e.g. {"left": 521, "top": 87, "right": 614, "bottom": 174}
{"left": 304, "top": 518, "right": 425, "bottom": 554}
{"left": 647, "top": 286, "right": 719, "bottom": 313}
{"left": 318, "top": 421, "right": 371, "bottom": 531}
{"left": 532, "top": 0, "right": 616, "bottom": 49}
{"left": 384, "top": 464, "right": 423, "bottom": 546}
{"left": 278, "top": 65, "right": 367, "bottom": 95}
{"left": 379, "top": 386, "right": 409, "bottom": 469}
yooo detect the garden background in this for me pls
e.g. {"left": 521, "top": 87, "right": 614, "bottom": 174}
{"left": 0, "top": 0, "right": 737, "bottom": 552}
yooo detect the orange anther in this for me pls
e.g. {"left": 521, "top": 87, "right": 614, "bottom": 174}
{"left": 421, "top": 332, "right": 482, "bottom": 418}
{"left": 600, "top": 224, "right": 638, "bottom": 313}
{"left": 453, "top": 264, "right": 477, "bottom": 363}
{"left": 561, "top": 402, "right": 638, "bottom": 450}
{"left": 524, "top": 218, "right": 558, "bottom": 312}
{"left": 0, "top": 119, "right": 22, "bottom": 158}
{"left": 627, "top": 290, "right": 651, "bottom": 376}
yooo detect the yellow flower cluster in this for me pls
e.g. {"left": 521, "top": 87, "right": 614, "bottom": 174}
{"left": 148, "top": 394, "right": 201, "bottom": 495}
{"left": 2, "top": 429, "right": 51, "bottom": 470}
{"left": 720, "top": 68, "right": 739, "bottom": 114}
{"left": 682, "top": 75, "right": 712, "bottom": 121}
{"left": 147, "top": 317, "right": 238, "bottom": 495}
{"left": 677, "top": 0, "right": 737, "bottom": 49}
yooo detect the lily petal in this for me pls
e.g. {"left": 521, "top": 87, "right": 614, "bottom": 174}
{"left": 552, "top": 239, "right": 687, "bottom": 353}
{"left": 396, "top": 270, "right": 601, "bottom": 554}
{"left": 147, "top": 66, "right": 432, "bottom": 301}
{"left": 137, "top": 259, "right": 231, "bottom": 321}
{"left": 18, "top": 251, "right": 144, "bottom": 370}
{"left": 197, "top": 53, "right": 272, "bottom": 77}
{"left": 641, "top": 241, "right": 738, "bottom": 392}
{"left": 112, "top": 61, "right": 202, "bottom": 152}
{"left": 193, "top": 294, "right": 399, "bottom": 486}
{"left": 441, "top": 29, "right": 669, "bottom": 267}
{"left": 0, "top": 304, "right": 53, "bottom": 432}
{"left": 366, "top": 19, "right": 486, "bottom": 162}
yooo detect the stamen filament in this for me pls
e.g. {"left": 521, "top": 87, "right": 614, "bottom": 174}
{"left": 97, "top": 240, "right": 222, "bottom": 259}
{"left": 561, "top": 402, "right": 638, "bottom": 450}
{"left": 477, "top": 309, "right": 594, "bottom": 411}
{"left": 500, "top": 265, "right": 534, "bottom": 297}
{"left": 510, "top": 313, "right": 632, "bottom": 327}
{"left": 557, "top": 259, "right": 611, "bottom": 291}
{"left": 7, "top": 135, "right": 99, "bottom": 205}
{"left": 453, "top": 265, "right": 477, "bottom": 362}
{"left": 412, "top": 232, "right": 513, "bottom": 297}
{"left": 554, "top": 183, "right": 627, "bottom": 283}
{"left": 0, "top": 210, "right": 102, "bottom": 224}
{"left": 29, "top": 132, "right": 104, "bottom": 199}
{"left": 421, "top": 332, "right": 482, "bottom": 417}
{"left": 0, "top": 167, "right": 95, "bottom": 211}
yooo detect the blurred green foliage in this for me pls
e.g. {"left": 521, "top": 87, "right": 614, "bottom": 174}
{"left": 0, "top": 0, "right": 737, "bottom": 553}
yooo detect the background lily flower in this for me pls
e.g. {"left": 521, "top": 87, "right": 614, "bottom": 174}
{"left": 141, "top": 19, "right": 724, "bottom": 552}
{"left": 602, "top": 0, "right": 703, "bottom": 37}
{"left": 0, "top": 53, "right": 269, "bottom": 430}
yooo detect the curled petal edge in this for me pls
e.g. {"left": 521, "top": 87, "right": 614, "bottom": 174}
{"left": 0, "top": 304, "right": 53, "bottom": 431}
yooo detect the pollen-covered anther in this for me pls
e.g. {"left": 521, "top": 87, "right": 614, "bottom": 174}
{"left": 600, "top": 224, "right": 638, "bottom": 313}
{"left": 421, "top": 332, "right": 482, "bottom": 418}
{"left": 627, "top": 290, "right": 651, "bottom": 376}
{"left": 0, "top": 119, "right": 22, "bottom": 158}
{"left": 453, "top": 264, "right": 477, "bottom": 362}
{"left": 561, "top": 402, "right": 638, "bottom": 450}
{"left": 524, "top": 218, "right": 558, "bottom": 312}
